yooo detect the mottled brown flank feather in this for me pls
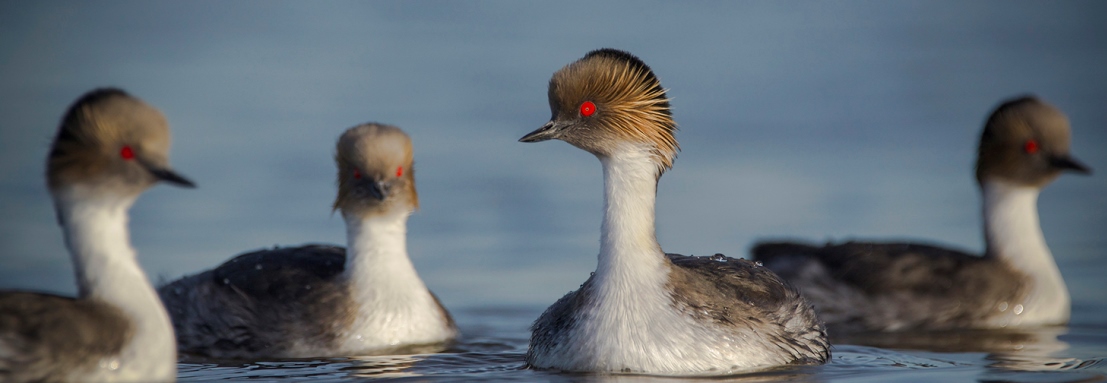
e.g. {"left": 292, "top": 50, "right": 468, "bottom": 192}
{"left": 159, "top": 245, "right": 355, "bottom": 358}
{"left": 0, "top": 292, "right": 133, "bottom": 382}
{"left": 553, "top": 49, "right": 679, "bottom": 170}
{"left": 665, "top": 254, "right": 830, "bottom": 365}
{"left": 752, "top": 241, "right": 1028, "bottom": 332}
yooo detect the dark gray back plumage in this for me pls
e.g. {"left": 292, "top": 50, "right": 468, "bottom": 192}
{"left": 752, "top": 241, "right": 1027, "bottom": 333}
{"left": 0, "top": 292, "right": 132, "bottom": 382}
{"left": 159, "top": 244, "right": 455, "bottom": 359}
{"left": 159, "top": 245, "right": 352, "bottom": 358}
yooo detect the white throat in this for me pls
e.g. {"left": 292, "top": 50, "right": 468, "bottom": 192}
{"left": 981, "top": 179, "right": 1069, "bottom": 325}
{"left": 596, "top": 146, "right": 666, "bottom": 281}
{"left": 338, "top": 209, "right": 454, "bottom": 351}
{"left": 54, "top": 186, "right": 176, "bottom": 380}
{"left": 343, "top": 210, "right": 417, "bottom": 288}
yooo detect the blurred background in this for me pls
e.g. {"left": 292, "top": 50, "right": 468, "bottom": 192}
{"left": 1, "top": 1, "right": 1104, "bottom": 311}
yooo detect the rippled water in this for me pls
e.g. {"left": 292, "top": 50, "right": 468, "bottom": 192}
{"left": 174, "top": 306, "right": 1107, "bottom": 382}
{"left": 2, "top": 1, "right": 1106, "bottom": 382}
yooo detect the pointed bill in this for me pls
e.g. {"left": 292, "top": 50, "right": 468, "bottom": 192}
{"left": 146, "top": 165, "right": 196, "bottom": 188}
{"left": 1050, "top": 154, "right": 1092, "bottom": 174}
{"left": 519, "top": 121, "right": 562, "bottom": 143}
{"left": 368, "top": 180, "right": 390, "bottom": 200}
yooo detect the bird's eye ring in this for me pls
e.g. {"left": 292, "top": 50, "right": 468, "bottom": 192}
{"left": 1024, "top": 139, "right": 1039, "bottom": 154}
{"left": 120, "top": 146, "right": 135, "bottom": 160}
{"left": 580, "top": 101, "right": 596, "bottom": 117}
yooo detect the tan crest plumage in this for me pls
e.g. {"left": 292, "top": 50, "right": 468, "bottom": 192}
{"left": 975, "top": 96, "right": 1089, "bottom": 187}
{"left": 47, "top": 88, "right": 191, "bottom": 195}
{"left": 550, "top": 49, "right": 679, "bottom": 171}
{"left": 333, "top": 123, "right": 418, "bottom": 216}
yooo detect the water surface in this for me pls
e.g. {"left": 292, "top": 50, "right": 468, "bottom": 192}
{"left": 173, "top": 306, "right": 1107, "bottom": 382}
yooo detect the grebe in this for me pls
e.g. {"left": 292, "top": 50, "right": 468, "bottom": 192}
{"left": 0, "top": 88, "right": 194, "bottom": 382}
{"left": 520, "top": 48, "right": 829, "bottom": 375}
{"left": 753, "top": 96, "right": 1091, "bottom": 332}
{"left": 159, "top": 123, "right": 456, "bottom": 359}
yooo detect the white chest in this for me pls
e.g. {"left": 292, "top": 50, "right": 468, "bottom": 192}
{"left": 333, "top": 214, "right": 455, "bottom": 353}
{"left": 334, "top": 283, "right": 454, "bottom": 353}
{"left": 532, "top": 269, "right": 795, "bottom": 375}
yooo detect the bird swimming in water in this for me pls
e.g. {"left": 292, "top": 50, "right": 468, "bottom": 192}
{"left": 753, "top": 96, "right": 1091, "bottom": 333}
{"left": 519, "top": 48, "right": 829, "bottom": 375}
{"left": 0, "top": 88, "right": 194, "bottom": 382}
{"left": 159, "top": 123, "right": 456, "bottom": 359}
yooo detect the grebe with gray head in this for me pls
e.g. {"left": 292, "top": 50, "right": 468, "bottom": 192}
{"left": 0, "top": 88, "right": 194, "bottom": 382}
{"left": 753, "top": 96, "right": 1091, "bottom": 333}
{"left": 519, "top": 48, "right": 829, "bottom": 375}
{"left": 159, "top": 124, "right": 456, "bottom": 359}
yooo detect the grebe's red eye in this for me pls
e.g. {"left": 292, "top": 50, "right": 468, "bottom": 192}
{"left": 396, "top": 166, "right": 403, "bottom": 177}
{"left": 1024, "top": 140, "right": 1039, "bottom": 154}
{"left": 120, "top": 146, "right": 135, "bottom": 160}
{"left": 353, "top": 169, "right": 361, "bottom": 179}
{"left": 580, "top": 101, "right": 596, "bottom": 117}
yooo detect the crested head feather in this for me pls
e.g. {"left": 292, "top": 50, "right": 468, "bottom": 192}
{"left": 47, "top": 88, "right": 175, "bottom": 194}
{"left": 333, "top": 123, "right": 418, "bottom": 215}
{"left": 550, "top": 48, "right": 679, "bottom": 171}
{"left": 975, "top": 95, "right": 1084, "bottom": 187}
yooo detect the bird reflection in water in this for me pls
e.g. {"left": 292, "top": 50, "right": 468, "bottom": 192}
{"left": 834, "top": 326, "right": 1092, "bottom": 371}
{"left": 341, "top": 353, "right": 426, "bottom": 378}
{"left": 175, "top": 344, "right": 445, "bottom": 380}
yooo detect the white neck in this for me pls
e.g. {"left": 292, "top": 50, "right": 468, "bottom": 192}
{"left": 54, "top": 186, "right": 176, "bottom": 380}
{"left": 556, "top": 146, "right": 675, "bottom": 370}
{"left": 595, "top": 146, "right": 667, "bottom": 285}
{"left": 338, "top": 208, "right": 454, "bottom": 350}
{"left": 343, "top": 210, "right": 422, "bottom": 291}
{"left": 981, "top": 179, "right": 1069, "bottom": 325}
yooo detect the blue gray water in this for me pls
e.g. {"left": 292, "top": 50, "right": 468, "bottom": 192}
{"left": 2, "top": 1, "right": 1105, "bottom": 381}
